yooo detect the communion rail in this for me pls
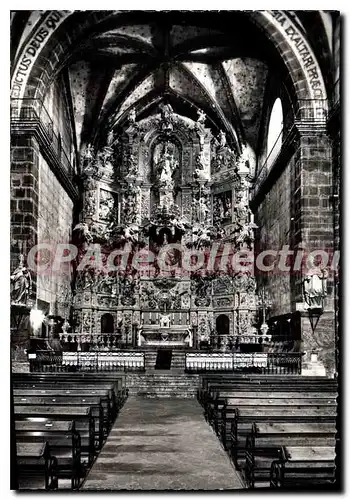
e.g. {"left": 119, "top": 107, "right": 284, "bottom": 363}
{"left": 185, "top": 352, "right": 303, "bottom": 374}
{"left": 28, "top": 351, "right": 145, "bottom": 372}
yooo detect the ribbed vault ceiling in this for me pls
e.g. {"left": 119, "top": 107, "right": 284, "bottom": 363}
{"left": 65, "top": 13, "right": 273, "bottom": 153}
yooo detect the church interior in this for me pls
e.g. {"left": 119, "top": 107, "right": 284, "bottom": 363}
{"left": 10, "top": 10, "right": 340, "bottom": 491}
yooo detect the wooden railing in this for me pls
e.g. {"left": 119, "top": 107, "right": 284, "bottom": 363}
{"left": 29, "top": 351, "right": 145, "bottom": 372}
{"left": 185, "top": 352, "right": 302, "bottom": 374}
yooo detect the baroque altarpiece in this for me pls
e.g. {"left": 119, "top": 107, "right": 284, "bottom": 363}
{"left": 71, "top": 104, "right": 258, "bottom": 349}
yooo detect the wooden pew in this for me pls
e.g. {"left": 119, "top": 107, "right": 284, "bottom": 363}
{"left": 14, "top": 387, "right": 119, "bottom": 422}
{"left": 215, "top": 395, "right": 337, "bottom": 446}
{"left": 202, "top": 379, "right": 337, "bottom": 408}
{"left": 13, "top": 381, "right": 126, "bottom": 417}
{"left": 198, "top": 375, "right": 337, "bottom": 401}
{"left": 16, "top": 441, "right": 58, "bottom": 490}
{"left": 204, "top": 383, "right": 337, "bottom": 427}
{"left": 14, "top": 395, "right": 106, "bottom": 447}
{"left": 12, "top": 372, "right": 126, "bottom": 390}
{"left": 270, "top": 446, "right": 336, "bottom": 489}
{"left": 16, "top": 422, "right": 81, "bottom": 490}
{"left": 14, "top": 405, "right": 95, "bottom": 466}
{"left": 228, "top": 404, "right": 336, "bottom": 467}
{"left": 245, "top": 422, "right": 336, "bottom": 488}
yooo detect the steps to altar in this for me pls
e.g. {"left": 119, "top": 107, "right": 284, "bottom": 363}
{"left": 126, "top": 372, "right": 199, "bottom": 398}
{"left": 143, "top": 349, "right": 185, "bottom": 371}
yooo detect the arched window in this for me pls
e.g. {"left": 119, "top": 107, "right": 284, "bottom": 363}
{"left": 266, "top": 98, "right": 283, "bottom": 169}
{"left": 101, "top": 313, "right": 114, "bottom": 334}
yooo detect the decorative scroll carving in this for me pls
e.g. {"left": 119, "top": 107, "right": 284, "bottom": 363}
{"left": 122, "top": 184, "right": 141, "bottom": 225}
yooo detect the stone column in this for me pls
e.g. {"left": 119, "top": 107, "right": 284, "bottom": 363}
{"left": 292, "top": 131, "right": 336, "bottom": 377}
{"left": 11, "top": 134, "right": 39, "bottom": 354}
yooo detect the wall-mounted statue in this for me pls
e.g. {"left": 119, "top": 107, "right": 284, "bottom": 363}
{"left": 11, "top": 254, "right": 32, "bottom": 305}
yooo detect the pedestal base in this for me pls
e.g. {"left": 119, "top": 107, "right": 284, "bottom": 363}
{"left": 301, "top": 354, "right": 327, "bottom": 377}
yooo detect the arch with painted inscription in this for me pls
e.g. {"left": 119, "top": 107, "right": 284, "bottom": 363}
{"left": 11, "top": 10, "right": 328, "bottom": 119}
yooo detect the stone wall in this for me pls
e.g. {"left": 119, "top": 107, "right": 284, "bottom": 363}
{"left": 255, "top": 155, "right": 293, "bottom": 316}
{"left": 37, "top": 155, "right": 73, "bottom": 314}
{"left": 11, "top": 135, "right": 40, "bottom": 273}
{"left": 254, "top": 129, "right": 336, "bottom": 376}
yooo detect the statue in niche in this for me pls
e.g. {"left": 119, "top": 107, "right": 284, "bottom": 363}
{"left": 11, "top": 254, "right": 32, "bottom": 305}
{"left": 154, "top": 143, "right": 179, "bottom": 206}
{"left": 303, "top": 268, "right": 328, "bottom": 310}
{"left": 159, "top": 151, "right": 175, "bottom": 188}
{"left": 224, "top": 199, "right": 232, "bottom": 219}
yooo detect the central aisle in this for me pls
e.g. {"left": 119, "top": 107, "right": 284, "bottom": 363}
{"left": 82, "top": 396, "right": 245, "bottom": 490}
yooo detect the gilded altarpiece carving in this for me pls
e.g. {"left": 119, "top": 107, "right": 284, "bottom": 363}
{"left": 71, "top": 104, "right": 258, "bottom": 349}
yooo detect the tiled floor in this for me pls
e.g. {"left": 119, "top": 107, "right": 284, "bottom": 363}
{"left": 82, "top": 397, "right": 245, "bottom": 490}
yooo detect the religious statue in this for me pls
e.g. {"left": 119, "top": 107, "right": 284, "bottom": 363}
{"left": 197, "top": 109, "right": 206, "bottom": 125}
{"left": 197, "top": 195, "right": 210, "bottom": 223}
{"left": 160, "top": 152, "right": 174, "bottom": 187}
{"left": 127, "top": 152, "right": 138, "bottom": 177}
{"left": 303, "top": 268, "right": 328, "bottom": 310}
{"left": 99, "top": 190, "right": 115, "bottom": 220}
{"left": 83, "top": 143, "right": 94, "bottom": 161}
{"left": 159, "top": 102, "right": 174, "bottom": 122}
{"left": 128, "top": 108, "right": 136, "bottom": 123}
{"left": 107, "top": 130, "right": 115, "bottom": 147}
{"left": 159, "top": 103, "right": 175, "bottom": 133}
{"left": 156, "top": 145, "right": 178, "bottom": 201}
{"left": 10, "top": 254, "right": 32, "bottom": 305}
{"left": 194, "top": 154, "right": 209, "bottom": 181}
{"left": 83, "top": 190, "right": 96, "bottom": 217}
{"left": 219, "top": 130, "right": 227, "bottom": 148}
{"left": 224, "top": 199, "right": 232, "bottom": 219}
